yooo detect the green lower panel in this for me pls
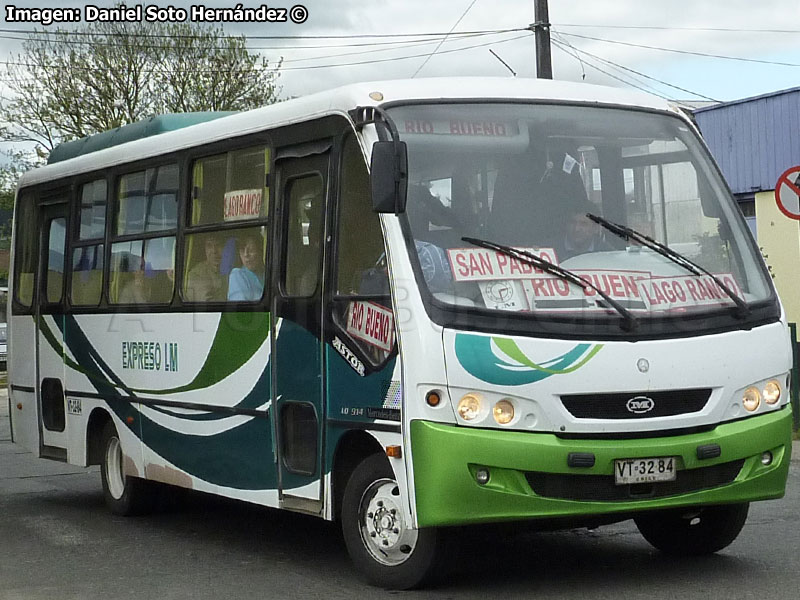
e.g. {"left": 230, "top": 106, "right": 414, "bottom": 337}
{"left": 411, "top": 409, "right": 792, "bottom": 527}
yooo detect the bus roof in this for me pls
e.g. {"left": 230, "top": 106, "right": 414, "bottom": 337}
{"left": 47, "top": 112, "right": 236, "bottom": 165}
{"left": 18, "top": 77, "right": 673, "bottom": 189}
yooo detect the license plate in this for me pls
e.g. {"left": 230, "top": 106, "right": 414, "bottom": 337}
{"left": 614, "top": 457, "right": 677, "bottom": 485}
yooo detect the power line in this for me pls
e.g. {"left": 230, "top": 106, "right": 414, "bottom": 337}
{"left": 0, "top": 30, "right": 501, "bottom": 52}
{"left": 557, "top": 32, "right": 800, "bottom": 68}
{"left": 552, "top": 31, "right": 679, "bottom": 99}
{"left": 550, "top": 31, "right": 587, "bottom": 82}
{"left": 552, "top": 37, "right": 719, "bottom": 102}
{"left": 551, "top": 39, "right": 673, "bottom": 101}
{"left": 412, "top": 0, "right": 480, "bottom": 78}
{"left": 0, "top": 59, "right": 279, "bottom": 76}
{"left": 282, "top": 32, "right": 511, "bottom": 65}
{"left": 281, "top": 32, "right": 530, "bottom": 72}
{"left": 553, "top": 38, "right": 717, "bottom": 102}
{"left": 555, "top": 24, "right": 800, "bottom": 34}
{"left": 0, "top": 26, "right": 524, "bottom": 40}
{"left": 0, "top": 33, "right": 531, "bottom": 75}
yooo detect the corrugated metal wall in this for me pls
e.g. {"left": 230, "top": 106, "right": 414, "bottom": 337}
{"left": 694, "top": 88, "right": 800, "bottom": 195}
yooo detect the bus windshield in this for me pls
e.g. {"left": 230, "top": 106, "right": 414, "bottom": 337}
{"left": 390, "top": 103, "right": 772, "bottom": 325}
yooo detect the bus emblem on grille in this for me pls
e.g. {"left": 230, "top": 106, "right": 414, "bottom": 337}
{"left": 626, "top": 396, "right": 655, "bottom": 414}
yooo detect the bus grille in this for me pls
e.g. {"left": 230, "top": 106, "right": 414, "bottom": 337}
{"left": 524, "top": 459, "right": 744, "bottom": 502}
{"left": 560, "top": 388, "right": 712, "bottom": 419}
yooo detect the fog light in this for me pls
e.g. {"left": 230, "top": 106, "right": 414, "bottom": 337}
{"left": 763, "top": 380, "right": 781, "bottom": 405}
{"left": 742, "top": 387, "right": 761, "bottom": 412}
{"left": 475, "top": 467, "right": 490, "bottom": 485}
{"left": 457, "top": 393, "right": 483, "bottom": 421}
{"left": 761, "top": 451, "right": 773, "bottom": 466}
{"left": 493, "top": 399, "right": 515, "bottom": 425}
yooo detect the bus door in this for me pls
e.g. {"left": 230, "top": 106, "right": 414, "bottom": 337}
{"left": 272, "top": 143, "right": 330, "bottom": 514}
{"left": 35, "top": 200, "right": 69, "bottom": 458}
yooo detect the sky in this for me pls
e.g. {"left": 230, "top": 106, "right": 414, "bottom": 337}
{"left": 1, "top": 0, "right": 800, "bottom": 106}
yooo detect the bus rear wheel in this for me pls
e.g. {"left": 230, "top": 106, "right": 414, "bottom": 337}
{"left": 341, "top": 453, "right": 447, "bottom": 589}
{"left": 100, "top": 421, "right": 153, "bottom": 516}
{"left": 634, "top": 503, "right": 749, "bottom": 555}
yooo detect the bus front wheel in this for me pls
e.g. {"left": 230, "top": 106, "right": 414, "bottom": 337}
{"left": 100, "top": 421, "right": 152, "bottom": 516}
{"left": 634, "top": 503, "right": 749, "bottom": 555}
{"left": 341, "top": 453, "right": 447, "bottom": 589}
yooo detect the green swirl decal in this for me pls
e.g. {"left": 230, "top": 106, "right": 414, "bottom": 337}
{"left": 454, "top": 333, "right": 603, "bottom": 386}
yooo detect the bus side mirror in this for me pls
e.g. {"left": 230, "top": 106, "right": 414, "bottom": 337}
{"left": 371, "top": 140, "right": 408, "bottom": 214}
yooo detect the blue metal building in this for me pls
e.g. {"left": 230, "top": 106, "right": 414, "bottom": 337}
{"left": 693, "top": 87, "right": 800, "bottom": 336}
{"left": 694, "top": 87, "right": 800, "bottom": 236}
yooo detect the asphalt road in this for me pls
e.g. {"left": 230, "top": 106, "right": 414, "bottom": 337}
{"left": 2, "top": 392, "right": 799, "bottom": 599}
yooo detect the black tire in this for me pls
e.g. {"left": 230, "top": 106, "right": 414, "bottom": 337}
{"left": 99, "top": 421, "right": 153, "bottom": 516}
{"left": 634, "top": 503, "right": 749, "bottom": 555}
{"left": 341, "top": 453, "right": 448, "bottom": 589}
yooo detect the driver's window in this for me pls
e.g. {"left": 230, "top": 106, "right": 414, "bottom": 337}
{"left": 333, "top": 134, "right": 393, "bottom": 367}
{"left": 335, "top": 135, "right": 388, "bottom": 296}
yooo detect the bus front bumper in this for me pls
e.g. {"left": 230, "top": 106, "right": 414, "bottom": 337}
{"left": 410, "top": 409, "right": 792, "bottom": 527}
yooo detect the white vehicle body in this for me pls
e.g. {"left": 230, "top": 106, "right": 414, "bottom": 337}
{"left": 7, "top": 78, "right": 793, "bottom": 589}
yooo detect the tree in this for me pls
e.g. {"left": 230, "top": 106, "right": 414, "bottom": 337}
{"left": 0, "top": 17, "right": 282, "bottom": 164}
{"left": 0, "top": 150, "right": 40, "bottom": 240}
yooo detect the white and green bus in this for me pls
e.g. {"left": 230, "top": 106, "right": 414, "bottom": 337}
{"left": 7, "top": 78, "right": 793, "bottom": 589}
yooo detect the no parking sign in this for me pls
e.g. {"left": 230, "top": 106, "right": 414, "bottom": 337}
{"left": 775, "top": 166, "right": 800, "bottom": 220}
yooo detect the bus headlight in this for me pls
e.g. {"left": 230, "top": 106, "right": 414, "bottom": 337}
{"left": 493, "top": 399, "right": 515, "bottom": 425}
{"left": 742, "top": 387, "right": 761, "bottom": 412}
{"left": 457, "top": 393, "right": 483, "bottom": 421}
{"left": 763, "top": 380, "right": 781, "bottom": 405}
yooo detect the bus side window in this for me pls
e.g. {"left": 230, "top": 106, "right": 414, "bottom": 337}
{"left": 191, "top": 146, "right": 270, "bottom": 227}
{"left": 44, "top": 218, "right": 66, "bottom": 304}
{"left": 115, "top": 165, "right": 178, "bottom": 235}
{"left": 335, "top": 135, "right": 388, "bottom": 296}
{"left": 109, "top": 237, "right": 175, "bottom": 305}
{"left": 71, "top": 179, "right": 107, "bottom": 307}
{"left": 284, "top": 175, "right": 324, "bottom": 297}
{"left": 109, "top": 165, "right": 177, "bottom": 306}
{"left": 13, "top": 193, "right": 37, "bottom": 309}
{"left": 71, "top": 245, "right": 104, "bottom": 306}
{"left": 185, "top": 145, "right": 270, "bottom": 304}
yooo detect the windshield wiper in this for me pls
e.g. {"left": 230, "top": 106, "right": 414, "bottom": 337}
{"left": 462, "top": 236, "right": 638, "bottom": 331}
{"left": 586, "top": 213, "right": 750, "bottom": 318}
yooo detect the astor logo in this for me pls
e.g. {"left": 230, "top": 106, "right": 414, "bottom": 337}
{"left": 332, "top": 336, "right": 365, "bottom": 377}
{"left": 626, "top": 396, "right": 655, "bottom": 414}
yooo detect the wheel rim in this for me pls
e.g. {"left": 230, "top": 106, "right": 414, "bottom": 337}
{"left": 105, "top": 435, "right": 126, "bottom": 500}
{"left": 358, "top": 478, "right": 418, "bottom": 566}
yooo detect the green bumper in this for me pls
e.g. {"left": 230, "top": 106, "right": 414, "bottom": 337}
{"left": 410, "top": 409, "right": 792, "bottom": 527}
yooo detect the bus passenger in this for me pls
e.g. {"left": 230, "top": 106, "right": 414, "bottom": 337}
{"left": 186, "top": 237, "right": 227, "bottom": 302}
{"left": 119, "top": 257, "right": 149, "bottom": 304}
{"left": 228, "top": 232, "right": 265, "bottom": 301}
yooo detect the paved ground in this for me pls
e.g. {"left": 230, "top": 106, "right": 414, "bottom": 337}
{"left": 0, "top": 390, "right": 97, "bottom": 495}
{"left": 1, "top": 390, "right": 799, "bottom": 599}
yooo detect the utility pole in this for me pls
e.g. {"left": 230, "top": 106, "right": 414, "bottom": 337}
{"left": 532, "top": 0, "right": 553, "bottom": 79}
